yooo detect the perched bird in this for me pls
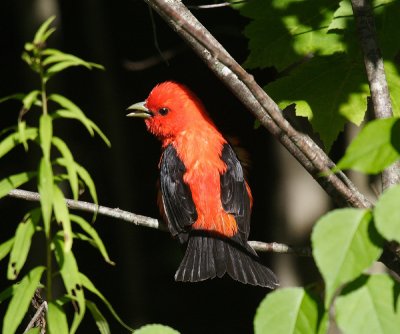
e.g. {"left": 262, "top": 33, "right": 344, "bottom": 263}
{"left": 127, "top": 81, "right": 278, "bottom": 288}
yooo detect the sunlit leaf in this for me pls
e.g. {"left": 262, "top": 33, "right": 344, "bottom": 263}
{"left": 49, "top": 94, "right": 94, "bottom": 133}
{"left": 53, "top": 185, "right": 72, "bottom": 252}
{"left": 22, "top": 90, "right": 41, "bottom": 111}
{"left": 75, "top": 162, "right": 98, "bottom": 205}
{"left": 53, "top": 237, "right": 85, "bottom": 334}
{"left": 7, "top": 209, "right": 40, "bottom": 280}
{"left": 38, "top": 157, "right": 54, "bottom": 236}
{"left": 86, "top": 119, "right": 111, "bottom": 147}
{"left": 254, "top": 287, "right": 324, "bottom": 334}
{"left": 79, "top": 273, "right": 134, "bottom": 332}
{"left": 0, "top": 238, "right": 15, "bottom": 262}
{"left": 335, "top": 274, "right": 400, "bottom": 334}
{"left": 33, "top": 16, "right": 56, "bottom": 44}
{"left": 47, "top": 301, "right": 69, "bottom": 334}
{"left": 87, "top": 300, "right": 111, "bottom": 334}
{"left": 235, "top": 0, "right": 344, "bottom": 71}
{"left": 0, "top": 128, "right": 38, "bottom": 159}
{"left": 25, "top": 328, "right": 40, "bottom": 334}
{"left": 70, "top": 214, "right": 114, "bottom": 264}
{"left": 52, "top": 136, "right": 78, "bottom": 199}
{"left": 18, "top": 120, "right": 28, "bottom": 151}
{"left": 39, "top": 114, "right": 52, "bottom": 159}
{"left": 3, "top": 266, "right": 45, "bottom": 334}
{"left": 0, "top": 171, "right": 36, "bottom": 199}
{"left": 135, "top": 324, "right": 181, "bottom": 334}
{"left": 336, "top": 117, "right": 400, "bottom": 174}
{"left": 266, "top": 54, "right": 368, "bottom": 151}
{"left": 312, "top": 208, "right": 383, "bottom": 307}
{"left": 374, "top": 184, "right": 400, "bottom": 243}
{"left": 385, "top": 61, "right": 400, "bottom": 117}
{"left": 49, "top": 94, "right": 110, "bottom": 146}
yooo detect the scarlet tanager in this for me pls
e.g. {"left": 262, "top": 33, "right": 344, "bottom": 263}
{"left": 127, "top": 81, "right": 278, "bottom": 288}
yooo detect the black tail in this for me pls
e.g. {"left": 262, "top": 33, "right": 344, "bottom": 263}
{"left": 174, "top": 234, "right": 279, "bottom": 289}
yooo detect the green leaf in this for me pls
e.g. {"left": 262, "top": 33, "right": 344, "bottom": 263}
{"left": 311, "top": 208, "right": 383, "bottom": 307}
{"left": 53, "top": 185, "right": 72, "bottom": 252}
{"left": 43, "top": 52, "right": 90, "bottom": 68}
{"left": 53, "top": 237, "right": 85, "bottom": 334}
{"left": 2, "top": 266, "right": 45, "bottom": 334}
{"left": 374, "top": 184, "right": 400, "bottom": 243}
{"left": 0, "top": 171, "right": 36, "bottom": 199}
{"left": 0, "top": 93, "right": 25, "bottom": 104}
{"left": 70, "top": 214, "right": 114, "bottom": 264}
{"left": 38, "top": 157, "right": 54, "bottom": 236}
{"left": 254, "top": 287, "right": 324, "bottom": 334}
{"left": 237, "top": 0, "right": 344, "bottom": 71}
{"left": 22, "top": 90, "right": 41, "bottom": 111}
{"left": 0, "top": 128, "right": 38, "bottom": 159}
{"left": 86, "top": 119, "right": 111, "bottom": 147}
{"left": 33, "top": 16, "right": 56, "bottom": 44}
{"left": 47, "top": 301, "right": 69, "bottom": 334}
{"left": 328, "top": 0, "right": 352, "bottom": 31}
{"left": 25, "top": 328, "right": 40, "bottom": 334}
{"left": 39, "top": 114, "right": 53, "bottom": 159}
{"left": 385, "top": 61, "right": 400, "bottom": 117}
{"left": 0, "top": 285, "right": 14, "bottom": 304}
{"left": 87, "top": 300, "right": 111, "bottom": 334}
{"left": 52, "top": 136, "right": 79, "bottom": 199}
{"left": 75, "top": 163, "right": 98, "bottom": 206}
{"left": 7, "top": 210, "right": 40, "bottom": 280}
{"left": 79, "top": 273, "right": 134, "bottom": 332}
{"left": 0, "top": 238, "right": 14, "bottom": 262}
{"left": 336, "top": 117, "right": 400, "bottom": 174}
{"left": 50, "top": 95, "right": 110, "bottom": 146}
{"left": 18, "top": 120, "right": 28, "bottom": 151}
{"left": 335, "top": 274, "right": 400, "bottom": 334}
{"left": 135, "top": 324, "right": 181, "bottom": 334}
{"left": 266, "top": 54, "right": 369, "bottom": 151}
{"left": 49, "top": 95, "right": 91, "bottom": 132}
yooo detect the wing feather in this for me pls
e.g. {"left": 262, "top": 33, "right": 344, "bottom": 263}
{"left": 220, "top": 143, "right": 251, "bottom": 241}
{"left": 160, "top": 144, "right": 197, "bottom": 242}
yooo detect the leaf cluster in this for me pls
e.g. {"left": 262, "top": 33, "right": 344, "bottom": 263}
{"left": 0, "top": 16, "right": 131, "bottom": 334}
{"left": 234, "top": 0, "right": 400, "bottom": 151}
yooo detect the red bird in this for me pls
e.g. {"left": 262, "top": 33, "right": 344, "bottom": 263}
{"left": 127, "top": 81, "right": 278, "bottom": 288}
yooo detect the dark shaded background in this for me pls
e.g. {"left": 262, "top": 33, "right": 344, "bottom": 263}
{"left": 0, "top": 0, "right": 323, "bottom": 332}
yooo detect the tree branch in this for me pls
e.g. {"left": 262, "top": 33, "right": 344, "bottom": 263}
{"left": 143, "top": 0, "right": 371, "bottom": 209}
{"left": 351, "top": 0, "right": 400, "bottom": 190}
{"left": 8, "top": 189, "right": 310, "bottom": 256}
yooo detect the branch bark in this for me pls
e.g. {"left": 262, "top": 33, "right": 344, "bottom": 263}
{"left": 144, "top": 0, "right": 371, "bottom": 209}
{"left": 8, "top": 189, "right": 310, "bottom": 256}
{"left": 351, "top": 0, "right": 400, "bottom": 190}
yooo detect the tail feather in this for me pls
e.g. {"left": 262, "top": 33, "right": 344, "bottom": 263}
{"left": 175, "top": 234, "right": 279, "bottom": 288}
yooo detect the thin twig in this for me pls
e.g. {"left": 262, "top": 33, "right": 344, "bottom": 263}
{"left": 23, "top": 300, "right": 48, "bottom": 334}
{"left": 188, "top": 1, "right": 247, "bottom": 10}
{"left": 144, "top": 0, "right": 371, "bottom": 209}
{"left": 350, "top": 0, "right": 400, "bottom": 190}
{"left": 9, "top": 189, "right": 163, "bottom": 231}
{"left": 7, "top": 189, "right": 309, "bottom": 256}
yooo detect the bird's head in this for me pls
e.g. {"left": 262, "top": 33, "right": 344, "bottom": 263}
{"left": 127, "top": 81, "right": 212, "bottom": 141}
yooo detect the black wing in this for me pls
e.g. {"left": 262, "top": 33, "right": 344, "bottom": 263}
{"left": 220, "top": 143, "right": 251, "bottom": 242}
{"left": 160, "top": 144, "right": 197, "bottom": 242}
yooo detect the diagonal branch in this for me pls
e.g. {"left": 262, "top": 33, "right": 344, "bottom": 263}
{"left": 8, "top": 189, "right": 310, "bottom": 256}
{"left": 144, "top": 0, "right": 371, "bottom": 209}
{"left": 351, "top": 0, "right": 400, "bottom": 190}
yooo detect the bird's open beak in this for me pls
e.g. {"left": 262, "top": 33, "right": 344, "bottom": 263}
{"left": 126, "top": 101, "right": 152, "bottom": 119}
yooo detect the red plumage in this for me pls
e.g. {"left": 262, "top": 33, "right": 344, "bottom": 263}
{"left": 127, "top": 81, "right": 278, "bottom": 288}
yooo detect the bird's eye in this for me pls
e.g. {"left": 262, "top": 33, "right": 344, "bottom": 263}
{"left": 158, "top": 107, "right": 169, "bottom": 116}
